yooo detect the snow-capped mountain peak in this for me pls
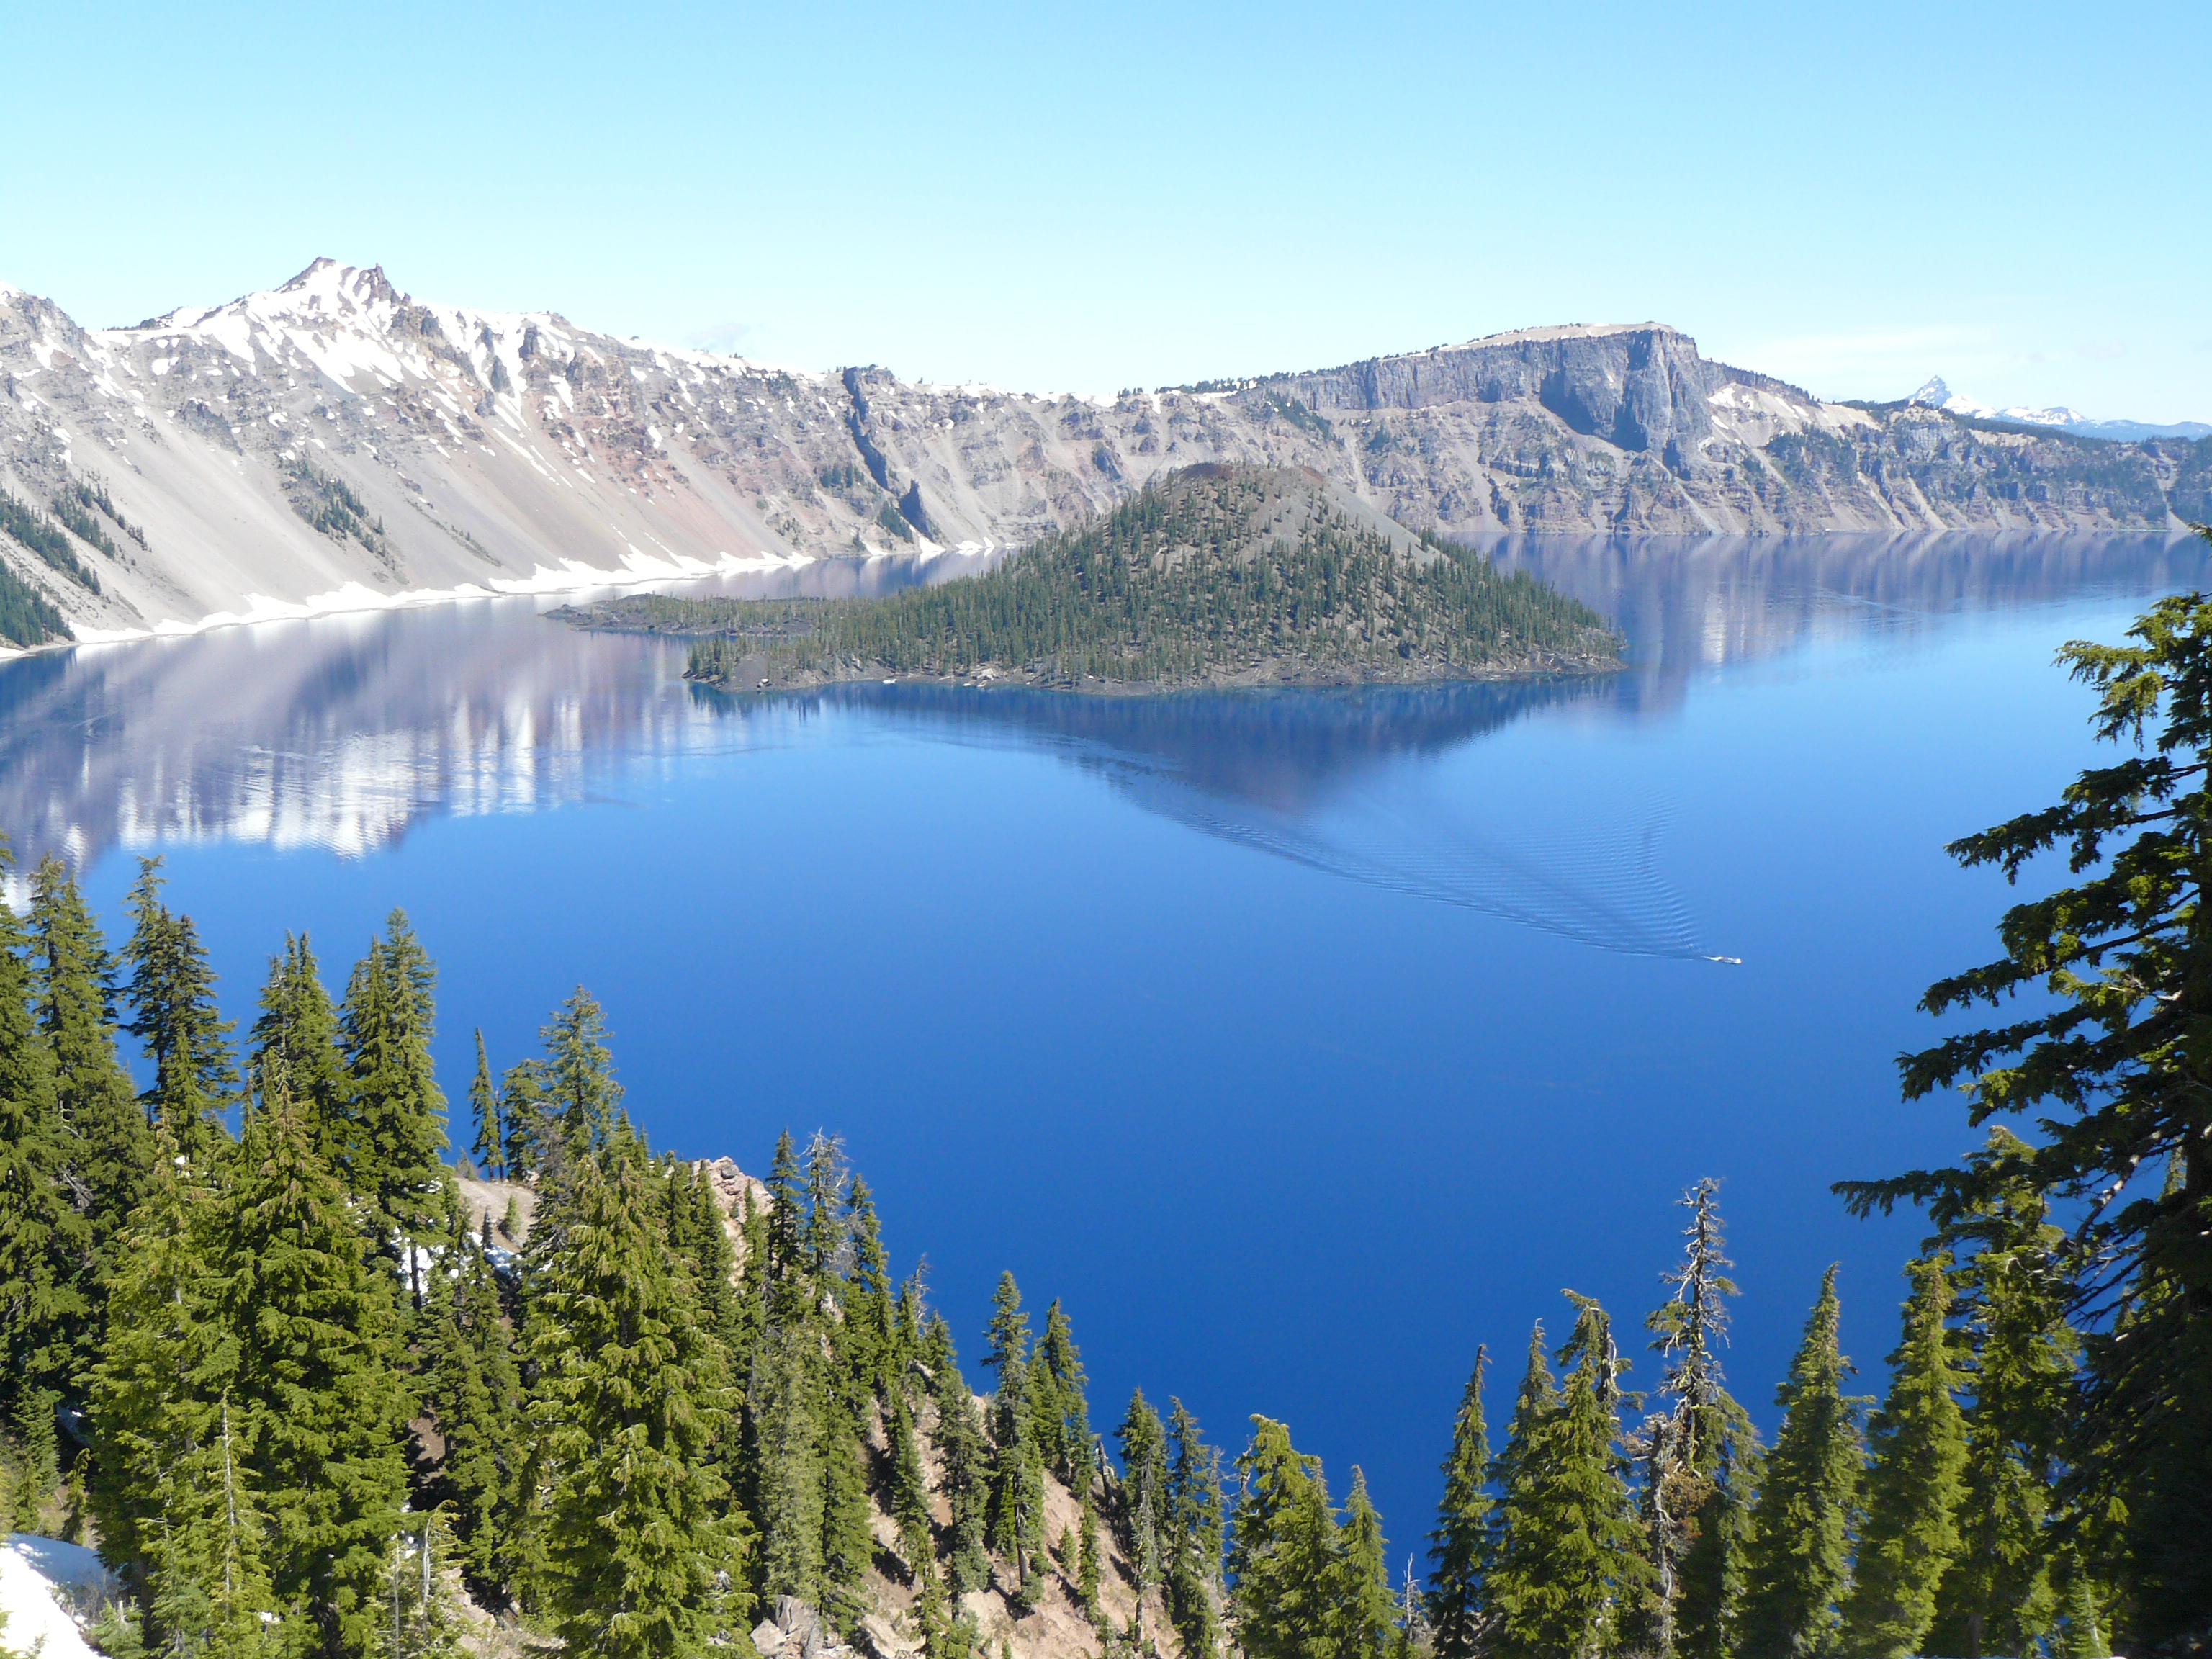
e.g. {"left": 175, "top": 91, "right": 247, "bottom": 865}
{"left": 1904, "top": 375, "right": 2204, "bottom": 444}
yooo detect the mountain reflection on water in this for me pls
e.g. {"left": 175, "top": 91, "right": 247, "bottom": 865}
{"left": 1, "top": 532, "right": 2203, "bottom": 953}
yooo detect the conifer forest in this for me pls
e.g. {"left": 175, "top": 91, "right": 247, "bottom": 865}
{"left": 2, "top": 591, "right": 2211, "bottom": 1659}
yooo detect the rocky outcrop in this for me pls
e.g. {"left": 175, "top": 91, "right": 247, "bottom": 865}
{"left": 1, "top": 263, "right": 2202, "bottom": 645}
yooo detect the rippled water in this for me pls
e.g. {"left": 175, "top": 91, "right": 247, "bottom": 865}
{"left": 3, "top": 529, "right": 2204, "bottom": 1543}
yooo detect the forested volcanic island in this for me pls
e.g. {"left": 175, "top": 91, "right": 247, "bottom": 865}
{"left": 552, "top": 465, "right": 1622, "bottom": 693}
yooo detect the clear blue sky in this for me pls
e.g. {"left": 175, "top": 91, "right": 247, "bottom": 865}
{"left": 5, "top": 0, "right": 2206, "bottom": 418}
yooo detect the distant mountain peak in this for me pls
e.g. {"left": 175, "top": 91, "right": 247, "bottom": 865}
{"left": 1905, "top": 375, "right": 2207, "bottom": 444}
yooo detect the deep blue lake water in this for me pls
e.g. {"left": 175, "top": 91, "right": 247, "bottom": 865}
{"left": 4, "top": 529, "right": 2206, "bottom": 1565}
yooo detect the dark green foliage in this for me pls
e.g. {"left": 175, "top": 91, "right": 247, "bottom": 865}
{"left": 528, "top": 1135, "right": 750, "bottom": 1659}
{"left": 49, "top": 492, "right": 120, "bottom": 561}
{"left": 246, "top": 934, "right": 348, "bottom": 1161}
{"left": 749, "top": 1325, "right": 826, "bottom": 1606}
{"left": 1926, "top": 1132, "right": 2080, "bottom": 1659}
{"left": 1165, "top": 1398, "right": 1225, "bottom": 1659}
{"left": 210, "top": 1099, "right": 413, "bottom": 1658}
{"left": 925, "top": 1317, "right": 992, "bottom": 1596}
{"left": 143, "top": 1398, "right": 280, "bottom": 1659}
{"left": 818, "top": 1392, "right": 876, "bottom": 1632}
{"left": 1487, "top": 1297, "right": 1655, "bottom": 1659}
{"left": 467, "top": 1030, "right": 504, "bottom": 1179}
{"left": 0, "top": 488, "right": 100, "bottom": 593}
{"left": 27, "top": 855, "right": 150, "bottom": 1318}
{"left": 281, "top": 457, "right": 387, "bottom": 554}
{"left": 1116, "top": 1388, "right": 1170, "bottom": 1593}
{"left": 88, "top": 1141, "right": 218, "bottom": 1587}
{"left": 64, "top": 476, "right": 144, "bottom": 548}
{"left": 1426, "top": 1349, "right": 1492, "bottom": 1659}
{"left": 1336, "top": 1470, "right": 1396, "bottom": 1659}
{"left": 1836, "top": 570, "right": 2212, "bottom": 1645}
{"left": 1035, "top": 1298, "right": 1092, "bottom": 1485}
{"left": 1226, "top": 1416, "right": 1349, "bottom": 1659}
{"left": 0, "top": 557, "right": 67, "bottom": 647}
{"left": 0, "top": 854, "right": 91, "bottom": 1416}
{"left": 1644, "top": 1182, "right": 1761, "bottom": 1659}
{"left": 1740, "top": 1268, "right": 1864, "bottom": 1659}
{"left": 888, "top": 1391, "right": 932, "bottom": 1572}
{"left": 656, "top": 467, "right": 1616, "bottom": 686}
{"left": 421, "top": 1220, "right": 523, "bottom": 1604}
{"left": 338, "top": 912, "right": 451, "bottom": 1294}
{"left": 538, "top": 988, "right": 622, "bottom": 1172}
{"left": 120, "top": 859, "right": 237, "bottom": 1156}
{"left": 1844, "top": 1255, "right": 1969, "bottom": 1658}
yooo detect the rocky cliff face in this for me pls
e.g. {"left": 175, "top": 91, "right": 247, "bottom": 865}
{"left": 1, "top": 261, "right": 2203, "bottom": 644}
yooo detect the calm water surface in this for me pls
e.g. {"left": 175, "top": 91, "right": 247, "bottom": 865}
{"left": 4, "top": 531, "right": 2206, "bottom": 1550}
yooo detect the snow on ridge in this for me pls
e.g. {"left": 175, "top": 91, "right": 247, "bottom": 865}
{"left": 67, "top": 549, "right": 816, "bottom": 648}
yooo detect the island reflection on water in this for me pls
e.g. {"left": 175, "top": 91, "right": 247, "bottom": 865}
{"left": 1, "top": 531, "right": 2203, "bottom": 942}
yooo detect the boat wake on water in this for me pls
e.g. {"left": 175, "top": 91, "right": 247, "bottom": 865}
{"left": 1100, "top": 761, "right": 1717, "bottom": 961}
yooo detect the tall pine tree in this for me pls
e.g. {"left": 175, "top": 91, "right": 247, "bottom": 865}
{"left": 0, "top": 852, "right": 91, "bottom": 1422}
{"left": 1645, "top": 1180, "right": 1761, "bottom": 1659}
{"left": 1927, "top": 1130, "right": 2080, "bottom": 1659}
{"left": 27, "top": 855, "right": 151, "bottom": 1310}
{"left": 1843, "top": 1254, "right": 1968, "bottom": 1658}
{"left": 1740, "top": 1267, "right": 1864, "bottom": 1659}
{"left": 209, "top": 1096, "right": 413, "bottom": 1659}
{"left": 1427, "top": 1347, "right": 1493, "bottom": 1659}
{"left": 120, "top": 859, "right": 235, "bottom": 1155}
{"left": 1487, "top": 1295, "right": 1654, "bottom": 1659}
{"left": 337, "top": 914, "right": 450, "bottom": 1298}
{"left": 528, "top": 1134, "right": 750, "bottom": 1659}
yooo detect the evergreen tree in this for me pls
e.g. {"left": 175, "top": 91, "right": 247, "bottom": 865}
{"left": 89, "top": 1138, "right": 220, "bottom": 1583}
{"left": 2049, "top": 1547, "right": 2111, "bottom": 1659}
{"left": 760, "top": 1132, "right": 809, "bottom": 1329}
{"left": 888, "top": 1391, "right": 933, "bottom": 1573}
{"left": 540, "top": 989, "right": 621, "bottom": 1168}
{"left": 467, "top": 1032, "right": 503, "bottom": 1180}
{"left": 1834, "top": 580, "right": 2212, "bottom": 1647}
{"left": 143, "top": 1397, "right": 279, "bottom": 1659}
{"left": 0, "top": 854, "right": 91, "bottom": 1421}
{"left": 1740, "top": 1267, "right": 1864, "bottom": 1659}
{"left": 337, "top": 914, "right": 450, "bottom": 1296}
{"left": 1488, "top": 1295, "right": 1654, "bottom": 1659}
{"left": 379, "top": 1509, "right": 467, "bottom": 1659}
{"left": 1334, "top": 1470, "right": 1396, "bottom": 1659}
{"left": 529, "top": 1136, "right": 749, "bottom": 1659}
{"left": 1117, "top": 1388, "right": 1170, "bottom": 1595}
{"left": 1226, "top": 1416, "right": 1339, "bottom": 1659}
{"left": 1166, "top": 1398, "right": 1226, "bottom": 1659}
{"left": 818, "top": 1405, "right": 876, "bottom": 1634}
{"left": 1927, "top": 1132, "right": 2080, "bottom": 1659}
{"left": 120, "top": 859, "right": 235, "bottom": 1154}
{"left": 749, "top": 1325, "right": 827, "bottom": 1606}
{"left": 801, "top": 1133, "right": 849, "bottom": 1283}
{"left": 27, "top": 855, "right": 152, "bottom": 1307}
{"left": 1645, "top": 1181, "right": 1761, "bottom": 1659}
{"left": 421, "top": 1219, "right": 523, "bottom": 1604}
{"left": 1841, "top": 1254, "right": 1967, "bottom": 1658}
{"left": 846, "top": 1177, "right": 894, "bottom": 1400}
{"left": 245, "top": 935, "right": 349, "bottom": 1159}
{"left": 1036, "top": 1300, "right": 1092, "bottom": 1486}
{"left": 1076, "top": 1480, "right": 1102, "bottom": 1619}
{"left": 1426, "top": 1348, "right": 1492, "bottom": 1659}
{"left": 498, "top": 1057, "right": 547, "bottom": 1178}
{"left": 210, "top": 1097, "right": 414, "bottom": 1658}
{"left": 925, "top": 1316, "right": 991, "bottom": 1596}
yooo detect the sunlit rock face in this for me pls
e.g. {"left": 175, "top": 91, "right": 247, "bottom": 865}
{"left": 2, "top": 265, "right": 2205, "bottom": 644}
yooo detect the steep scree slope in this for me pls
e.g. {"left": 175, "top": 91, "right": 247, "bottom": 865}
{"left": 2, "top": 263, "right": 2204, "bottom": 645}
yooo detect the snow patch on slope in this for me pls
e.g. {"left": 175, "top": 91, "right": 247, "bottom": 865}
{"left": 0, "top": 1536, "right": 117, "bottom": 1659}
